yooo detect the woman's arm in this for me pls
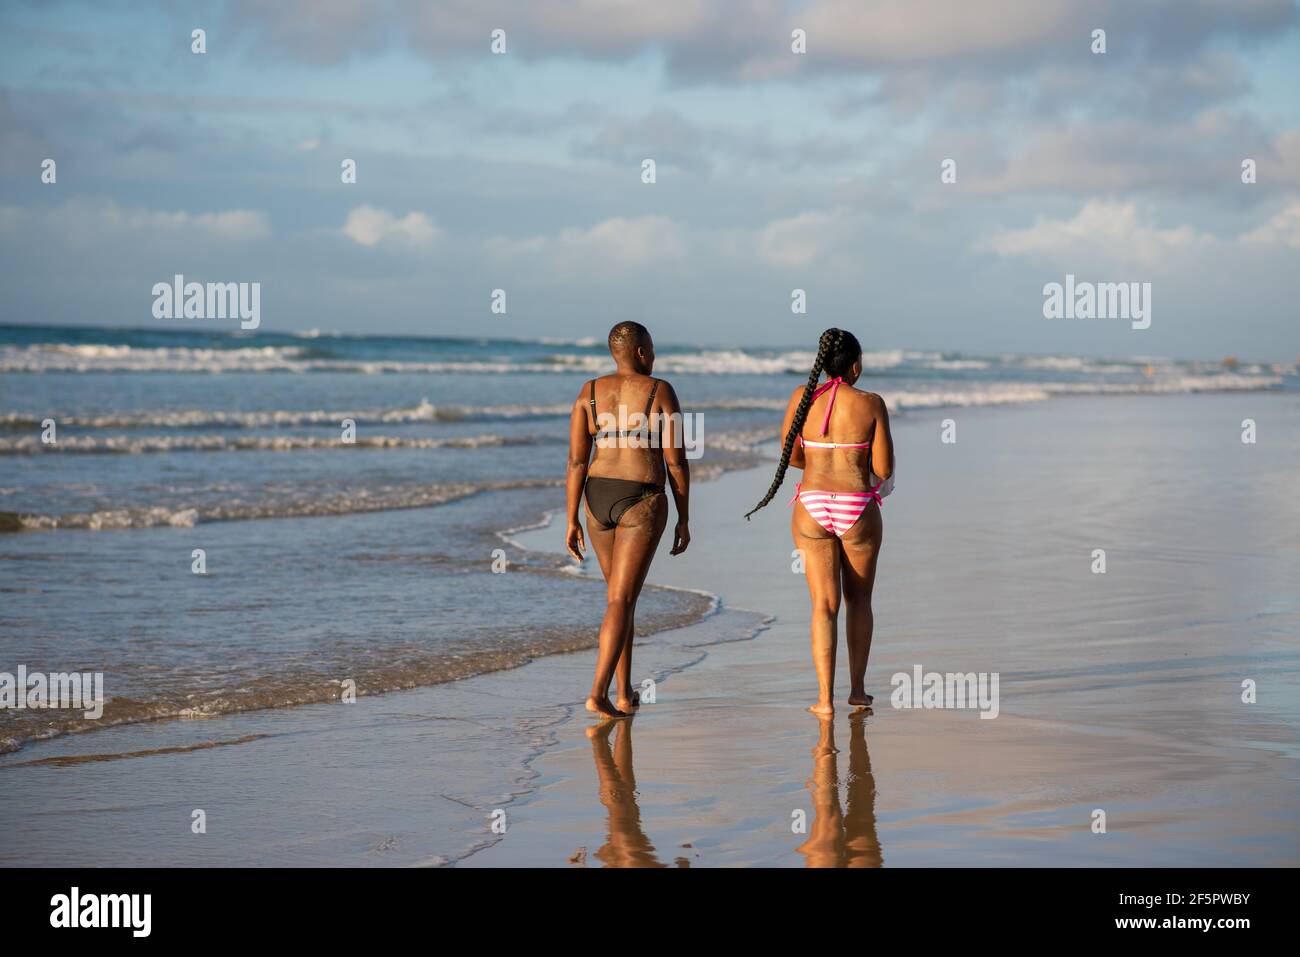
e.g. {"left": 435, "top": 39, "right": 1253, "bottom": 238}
{"left": 658, "top": 380, "right": 691, "bottom": 555}
{"left": 779, "top": 387, "right": 806, "bottom": 470}
{"left": 565, "top": 383, "right": 594, "bottom": 560}
{"left": 868, "top": 393, "right": 893, "bottom": 480}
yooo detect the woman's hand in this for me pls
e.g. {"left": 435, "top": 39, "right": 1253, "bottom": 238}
{"left": 565, "top": 521, "right": 586, "bottom": 562}
{"left": 670, "top": 520, "right": 690, "bottom": 556}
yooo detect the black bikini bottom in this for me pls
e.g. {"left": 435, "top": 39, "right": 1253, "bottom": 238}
{"left": 585, "top": 477, "right": 665, "bottom": 528}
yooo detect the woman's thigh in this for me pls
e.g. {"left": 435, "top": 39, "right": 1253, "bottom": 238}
{"left": 585, "top": 504, "right": 617, "bottom": 581}
{"left": 793, "top": 502, "right": 842, "bottom": 608}
{"left": 607, "top": 494, "right": 668, "bottom": 599}
{"left": 839, "top": 504, "right": 882, "bottom": 602}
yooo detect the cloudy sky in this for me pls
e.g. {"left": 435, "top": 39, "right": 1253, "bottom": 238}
{"left": 1, "top": 0, "right": 1298, "bottom": 358}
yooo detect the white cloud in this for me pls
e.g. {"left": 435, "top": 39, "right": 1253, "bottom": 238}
{"left": 341, "top": 205, "right": 440, "bottom": 248}
{"left": 976, "top": 200, "right": 1212, "bottom": 265}
{"left": 480, "top": 208, "right": 870, "bottom": 276}
{"left": 485, "top": 215, "right": 687, "bottom": 271}
{"left": 236, "top": 0, "right": 1298, "bottom": 82}
{"left": 158, "top": 209, "right": 270, "bottom": 241}
{"left": 755, "top": 207, "right": 858, "bottom": 269}
{"left": 803, "top": 0, "right": 1075, "bottom": 63}
{"left": 1240, "top": 202, "right": 1300, "bottom": 248}
{"left": 0, "top": 200, "right": 270, "bottom": 243}
{"left": 1268, "top": 130, "right": 1300, "bottom": 187}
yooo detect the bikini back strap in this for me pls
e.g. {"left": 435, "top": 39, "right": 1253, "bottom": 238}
{"left": 643, "top": 379, "right": 659, "bottom": 418}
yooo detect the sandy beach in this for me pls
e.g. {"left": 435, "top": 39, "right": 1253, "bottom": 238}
{"left": 3, "top": 391, "right": 1297, "bottom": 867}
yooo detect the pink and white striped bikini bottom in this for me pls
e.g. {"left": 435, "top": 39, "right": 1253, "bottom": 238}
{"left": 790, "top": 483, "right": 883, "bottom": 537}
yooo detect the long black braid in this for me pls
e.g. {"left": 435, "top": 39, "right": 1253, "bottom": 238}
{"left": 744, "top": 328, "right": 843, "bottom": 520}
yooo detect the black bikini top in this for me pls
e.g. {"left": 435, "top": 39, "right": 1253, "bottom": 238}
{"left": 589, "top": 378, "right": 659, "bottom": 439}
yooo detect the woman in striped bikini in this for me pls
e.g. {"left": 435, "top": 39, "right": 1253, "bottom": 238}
{"left": 745, "top": 328, "right": 894, "bottom": 715}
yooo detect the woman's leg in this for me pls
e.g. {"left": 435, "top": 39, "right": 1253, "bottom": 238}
{"left": 584, "top": 507, "right": 619, "bottom": 715}
{"left": 840, "top": 504, "right": 883, "bottom": 706}
{"left": 614, "top": 609, "right": 638, "bottom": 712}
{"left": 793, "top": 502, "right": 842, "bottom": 715}
{"left": 614, "top": 509, "right": 660, "bottom": 710}
{"left": 588, "top": 494, "right": 667, "bottom": 717}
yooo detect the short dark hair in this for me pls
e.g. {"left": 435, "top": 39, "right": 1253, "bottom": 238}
{"left": 608, "top": 321, "right": 650, "bottom": 356}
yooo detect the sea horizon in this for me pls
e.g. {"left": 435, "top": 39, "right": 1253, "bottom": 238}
{"left": 2, "top": 320, "right": 1296, "bottom": 369}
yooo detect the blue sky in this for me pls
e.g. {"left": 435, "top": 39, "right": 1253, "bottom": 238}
{"left": 1, "top": 0, "right": 1298, "bottom": 359}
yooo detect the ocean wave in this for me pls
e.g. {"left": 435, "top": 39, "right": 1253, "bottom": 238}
{"left": 882, "top": 374, "right": 1282, "bottom": 410}
{"left": 0, "top": 342, "right": 908, "bottom": 376}
{"left": 7, "top": 340, "right": 1295, "bottom": 382}
{"left": 2, "top": 371, "right": 1283, "bottom": 445}
{"left": 2, "top": 343, "right": 315, "bottom": 374}
{"left": 0, "top": 433, "right": 545, "bottom": 455}
{"left": 922, "top": 358, "right": 992, "bottom": 370}
{"left": 679, "top": 374, "right": 1285, "bottom": 415}
{"left": 0, "top": 398, "right": 575, "bottom": 431}
{"left": 1040, "top": 373, "right": 1285, "bottom": 398}
{"left": 1, "top": 479, "right": 561, "bottom": 531}
{"left": 538, "top": 348, "right": 907, "bottom": 375}
{"left": 665, "top": 374, "right": 1282, "bottom": 418}
{"left": 1010, "top": 354, "right": 1112, "bottom": 372}
{"left": 537, "top": 335, "right": 602, "bottom": 347}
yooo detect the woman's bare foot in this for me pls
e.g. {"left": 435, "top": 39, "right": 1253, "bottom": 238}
{"left": 586, "top": 695, "right": 628, "bottom": 719}
{"left": 807, "top": 700, "right": 834, "bottom": 716}
{"left": 847, "top": 691, "right": 874, "bottom": 706}
{"left": 615, "top": 688, "right": 640, "bottom": 712}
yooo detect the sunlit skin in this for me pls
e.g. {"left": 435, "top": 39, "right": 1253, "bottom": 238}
{"left": 778, "top": 354, "right": 893, "bottom": 715}
{"left": 796, "top": 711, "right": 883, "bottom": 868}
{"left": 584, "top": 717, "right": 665, "bottom": 867}
{"left": 566, "top": 331, "right": 690, "bottom": 719}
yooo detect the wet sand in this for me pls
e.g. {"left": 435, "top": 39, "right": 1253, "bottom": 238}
{"left": 2, "top": 392, "right": 1297, "bottom": 866}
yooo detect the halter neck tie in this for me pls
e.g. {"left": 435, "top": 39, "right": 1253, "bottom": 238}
{"left": 811, "top": 376, "right": 844, "bottom": 436}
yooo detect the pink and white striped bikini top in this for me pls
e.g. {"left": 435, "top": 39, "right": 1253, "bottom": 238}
{"left": 799, "top": 376, "right": 871, "bottom": 449}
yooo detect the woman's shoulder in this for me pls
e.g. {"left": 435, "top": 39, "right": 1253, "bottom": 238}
{"left": 848, "top": 386, "right": 887, "bottom": 409}
{"left": 650, "top": 376, "right": 678, "bottom": 402}
{"left": 574, "top": 374, "right": 605, "bottom": 402}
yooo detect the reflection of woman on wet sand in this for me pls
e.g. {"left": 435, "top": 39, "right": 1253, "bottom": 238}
{"left": 566, "top": 322, "right": 691, "bottom": 719}
{"left": 796, "top": 712, "right": 883, "bottom": 868}
{"left": 584, "top": 720, "right": 665, "bottom": 868}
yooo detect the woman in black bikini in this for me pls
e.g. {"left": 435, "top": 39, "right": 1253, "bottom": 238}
{"left": 566, "top": 322, "right": 690, "bottom": 719}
